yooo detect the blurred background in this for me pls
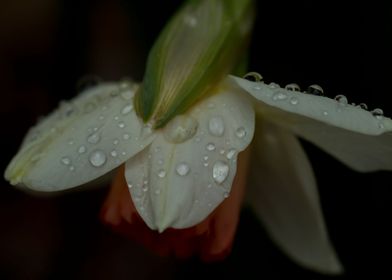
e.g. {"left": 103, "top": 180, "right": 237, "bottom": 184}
{"left": 0, "top": 0, "right": 391, "bottom": 279}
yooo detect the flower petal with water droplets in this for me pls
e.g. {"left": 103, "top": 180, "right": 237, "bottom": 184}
{"left": 5, "top": 82, "right": 155, "bottom": 191}
{"left": 232, "top": 75, "right": 392, "bottom": 172}
{"left": 247, "top": 121, "right": 343, "bottom": 274}
{"left": 125, "top": 79, "right": 254, "bottom": 231}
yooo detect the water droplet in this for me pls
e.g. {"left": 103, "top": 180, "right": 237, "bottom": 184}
{"left": 243, "top": 72, "right": 263, "bottom": 82}
{"left": 98, "top": 115, "right": 105, "bottom": 121}
{"left": 235, "top": 127, "right": 246, "bottom": 139}
{"left": 212, "top": 161, "right": 229, "bottom": 184}
{"left": 272, "top": 91, "right": 288, "bottom": 101}
{"left": 176, "top": 162, "right": 190, "bottom": 176}
{"left": 289, "top": 96, "right": 299, "bottom": 105}
{"left": 226, "top": 149, "right": 237, "bottom": 160}
{"left": 123, "top": 133, "right": 130, "bottom": 140}
{"left": 121, "top": 104, "right": 133, "bottom": 115}
{"left": 208, "top": 116, "right": 225, "bottom": 137}
{"left": 61, "top": 157, "right": 71, "bottom": 165}
{"left": 203, "top": 155, "right": 209, "bottom": 161}
{"left": 371, "top": 108, "right": 384, "bottom": 119}
{"left": 223, "top": 192, "right": 230, "bottom": 199}
{"left": 163, "top": 115, "right": 199, "bottom": 143}
{"left": 87, "top": 133, "right": 100, "bottom": 144}
{"left": 207, "top": 184, "right": 212, "bottom": 189}
{"left": 206, "top": 143, "right": 216, "bottom": 151}
{"left": 68, "top": 139, "right": 74, "bottom": 145}
{"left": 69, "top": 165, "right": 75, "bottom": 172}
{"left": 89, "top": 150, "right": 107, "bottom": 167}
{"left": 110, "top": 150, "right": 118, "bottom": 157}
{"left": 118, "top": 121, "right": 125, "bottom": 128}
{"left": 113, "top": 139, "right": 119, "bottom": 145}
{"left": 334, "top": 95, "right": 348, "bottom": 106}
{"left": 306, "top": 84, "right": 324, "bottom": 96}
{"left": 203, "top": 162, "right": 209, "bottom": 167}
{"left": 219, "top": 149, "right": 225, "bottom": 155}
{"left": 184, "top": 14, "right": 198, "bottom": 27}
{"left": 121, "top": 151, "right": 126, "bottom": 156}
{"left": 269, "top": 82, "right": 280, "bottom": 89}
{"left": 157, "top": 169, "right": 166, "bottom": 178}
{"left": 285, "top": 83, "right": 301, "bottom": 91}
{"left": 78, "top": 145, "right": 87, "bottom": 154}
{"left": 128, "top": 183, "right": 133, "bottom": 189}
{"left": 323, "top": 111, "right": 329, "bottom": 116}
{"left": 142, "top": 186, "right": 148, "bottom": 192}
{"left": 358, "top": 103, "right": 368, "bottom": 110}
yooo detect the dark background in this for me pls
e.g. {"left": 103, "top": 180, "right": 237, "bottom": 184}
{"left": 0, "top": 0, "right": 391, "bottom": 279}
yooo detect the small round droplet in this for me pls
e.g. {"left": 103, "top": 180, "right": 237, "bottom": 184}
{"left": 289, "top": 96, "right": 299, "bottom": 105}
{"left": 118, "top": 121, "right": 125, "bottom": 128}
{"left": 358, "top": 103, "right": 368, "bottom": 110}
{"left": 157, "top": 169, "right": 166, "bottom": 178}
{"left": 208, "top": 116, "right": 225, "bottom": 137}
{"left": 226, "top": 149, "right": 237, "bottom": 160}
{"left": 206, "top": 143, "right": 216, "bottom": 151}
{"left": 243, "top": 72, "right": 263, "bottom": 82}
{"left": 110, "top": 150, "right": 118, "bottom": 157}
{"left": 113, "top": 139, "right": 119, "bottom": 145}
{"left": 212, "top": 161, "right": 229, "bottom": 184}
{"left": 61, "top": 157, "right": 71, "bottom": 165}
{"left": 121, "top": 104, "right": 133, "bottom": 115}
{"left": 285, "top": 83, "right": 301, "bottom": 92}
{"left": 78, "top": 145, "right": 87, "bottom": 154}
{"left": 68, "top": 139, "right": 74, "bottom": 145}
{"left": 371, "top": 108, "right": 384, "bottom": 119}
{"left": 203, "top": 155, "right": 209, "bottom": 161}
{"left": 323, "top": 111, "right": 329, "bottom": 116}
{"left": 269, "top": 82, "right": 280, "bottom": 89}
{"left": 334, "top": 95, "right": 348, "bottom": 106}
{"left": 272, "top": 91, "right": 288, "bottom": 101}
{"left": 235, "top": 127, "right": 246, "bottom": 139}
{"left": 114, "top": 116, "right": 120, "bottom": 121}
{"left": 123, "top": 133, "right": 130, "bottom": 140}
{"left": 120, "top": 90, "right": 133, "bottom": 100}
{"left": 223, "top": 192, "right": 230, "bottom": 199}
{"left": 69, "top": 165, "right": 75, "bottom": 172}
{"left": 176, "top": 162, "right": 190, "bottom": 176}
{"left": 306, "top": 84, "right": 324, "bottom": 96}
{"left": 89, "top": 150, "right": 107, "bottom": 167}
{"left": 87, "top": 133, "right": 100, "bottom": 144}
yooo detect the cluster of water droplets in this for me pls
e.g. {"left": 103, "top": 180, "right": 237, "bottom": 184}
{"left": 243, "top": 72, "right": 386, "bottom": 126}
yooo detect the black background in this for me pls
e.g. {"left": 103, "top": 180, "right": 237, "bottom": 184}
{"left": 0, "top": 0, "right": 391, "bottom": 279}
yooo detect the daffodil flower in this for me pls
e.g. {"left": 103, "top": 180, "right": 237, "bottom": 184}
{"left": 4, "top": 0, "right": 392, "bottom": 275}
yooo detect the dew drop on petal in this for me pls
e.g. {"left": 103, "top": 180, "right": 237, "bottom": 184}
{"left": 226, "top": 149, "right": 237, "bottom": 160}
{"left": 78, "top": 145, "right": 87, "bottom": 154}
{"left": 306, "top": 84, "right": 324, "bottom": 96}
{"left": 243, "top": 72, "right": 263, "bottom": 82}
{"left": 208, "top": 116, "right": 225, "bottom": 136}
{"left": 157, "top": 169, "right": 166, "bottom": 178}
{"left": 89, "top": 150, "right": 107, "bottom": 167}
{"left": 118, "top": 121, "right": 125, "bottom": 128}
{"left": 176, "top": 162, "right": 190, "bottom": 176}
{"left": 206, "top": 143, "right": 216, "bottom": 151}
{"left": 289, "top": 96, "right": 299, "bottom": 105}
{"left": 87, "top": 133, "right": 100, "bottom": 144}
{"left": 371, "top": 108, "right": 384, "bottom": 119}
{"left": 334, "top": 95, "right": 348, "bottom": 106}
{"left": 61, "top": 157, "right": 71, "bottom": 165}
{"left": 285, "top": 83, "right": 300, "bottom": 92}
{"left": 123, "top": 133, "right": 130, "bottom": 140}
{"left": 110, "top": 150, "right": 118, "bottom": 157}
{"left": 121, "top": 104, "right": 133, "bottom": 115}
{"left": 272, "top": 91, "right": 288, "bottom": 101}
{"left": 69, "top": 165, "right": 75, "bottom": 172}
{"left": 235, "top": 127, "right": 246, "bottom": 139}
{"left": 223, "top": 192, "right": 230, "bottom": 199}
{"left": 120, "top": 90, "right": 133, "bottom": 100}
{"left": 212, "top": 161, "right": 229, "bottom": 184}
{"left": 113, "top": 139, "right": 119, "bottom": 145}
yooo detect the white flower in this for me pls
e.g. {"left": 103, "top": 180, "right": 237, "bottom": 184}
{"left": 4, "top": 0, "right": 392, "bottom": 275}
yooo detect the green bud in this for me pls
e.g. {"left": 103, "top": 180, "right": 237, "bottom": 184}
{"left": 135, "top": 0, "right": 255, "bottom": 128}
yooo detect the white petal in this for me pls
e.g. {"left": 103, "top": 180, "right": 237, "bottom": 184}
{"left": 247, "top": 121, "right": 343, "bottom": 274}
{"left": 5, "top": 82, "right": 155, "bottom": 191}
{"left": 232, "top": 75, "right": 392, "bottom": 171}
{"left": 125, "top": 79, "right": 254, "bottom": 231}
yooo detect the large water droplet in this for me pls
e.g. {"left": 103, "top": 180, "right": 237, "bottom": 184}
{"left": 87, "top": 133, "right": 100, "bottom": 144}
{"left": 235, "top": 127, "right": 246, "bottom": 139}
{"left": 243, "top": 72, "right": 263, "bottom": 82}
{"left": 208, "top": 116, "right": 225, "bottom": 137}
{"left": 358, "top": 103, "right": 368, "bottom": 110}
{"left": 212, "top": 161, "right": 229, "bottom": 184}
{"left": 334, "top": 95, "right": 348, "bottom": 106}
{"left": 89, "top": 150, "right": 107, "bottom": 167}
{"left": 164, "top": 115, "right": 198, "bottom": 143}
{"left": 176, "top": 162, "right": 190, "bottom": 176}
{"left": 61, "top": 157, "right": 71, "bottom": 165}
{"left": 121, "top": 104, "right": 133, "bottom": 115}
